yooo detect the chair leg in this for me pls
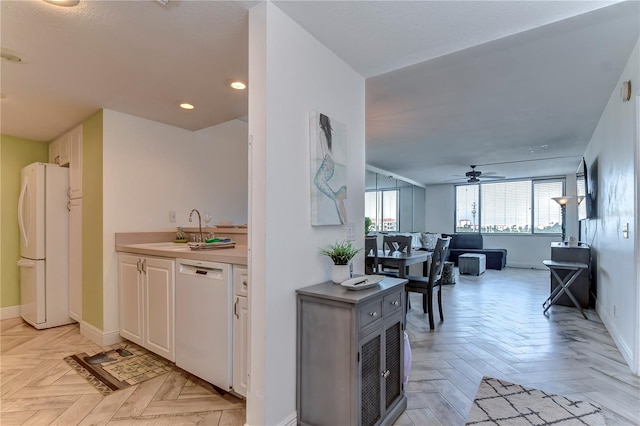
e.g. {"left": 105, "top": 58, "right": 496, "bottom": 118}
{"left": 437, "top": 286, "right": 443, "bottom": 322}
{"left": 427, "top": 290, "right": 435, "bottom": 330}
{"left": 422, "top": 294, "right": 428, "bottom": 314}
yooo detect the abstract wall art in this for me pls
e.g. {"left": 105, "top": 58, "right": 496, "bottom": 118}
{"left": 309, "top": 112, "right": 348, "bottom": 225}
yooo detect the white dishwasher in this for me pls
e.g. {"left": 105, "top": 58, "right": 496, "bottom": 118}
{"left": 176, "top": 258, "right": 232, "bottom": 390}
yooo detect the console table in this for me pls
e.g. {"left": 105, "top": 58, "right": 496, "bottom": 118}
{"left": 550, "top": 242, "right": 591, "bottom": 308}
{"left": 296, "top": 277, "right": 407, "bottom": 426}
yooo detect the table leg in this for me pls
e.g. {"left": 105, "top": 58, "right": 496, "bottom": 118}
{"left": 543, "top": 268, "right": 587, "bottom": 319}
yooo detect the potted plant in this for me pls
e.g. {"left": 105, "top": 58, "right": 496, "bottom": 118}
{"left": 365, "top": 217, "right": 373, "bottom": 235}
{"left": 319, "top": 241, "right": 362, "bottom": 284}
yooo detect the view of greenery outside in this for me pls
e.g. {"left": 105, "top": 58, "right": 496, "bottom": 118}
{"left": 455, "top": 179, "right": 564, "bottom": 234}
{"left": 365, "top": 189, "right": 398, "bottom": 232}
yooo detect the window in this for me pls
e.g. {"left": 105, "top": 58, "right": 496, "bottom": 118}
{"left": 455, "top": 185, "right": 479, "bottom": 232}
{"left": 455, "top": 178, "right": 564, "bottom": 235}
{"left": 533, "top": 180, "right": 563, "bottom": 233}
{"left": 481, "top": 181, "right": 531, "bottom": 234}
{"left": 365, "top": 189, "right": 398, "bottom": 231}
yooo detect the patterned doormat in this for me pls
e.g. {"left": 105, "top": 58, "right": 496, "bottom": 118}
{"left": 64, "top": 344, "right": 174, "bottom": 395}
{"left": 466, "top": 377, "right": 605, "bottom": 425}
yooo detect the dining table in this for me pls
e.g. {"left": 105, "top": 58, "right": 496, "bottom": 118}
{"left": 371, "top": 249, "right": 432, "bottom": 278}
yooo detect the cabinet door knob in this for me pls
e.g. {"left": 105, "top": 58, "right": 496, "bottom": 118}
{"left": 391, "top": 300, "right": 399, "bottom": 306}
{"left": 369, "top": 311, "right": 378, "bottom": 317}
{"left": 381, "top": 369, "right": 390, "bottom": 378}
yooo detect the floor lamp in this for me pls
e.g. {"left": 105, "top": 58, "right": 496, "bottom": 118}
{"left": 552, "top": 196, "right": 574, "bottom": 242}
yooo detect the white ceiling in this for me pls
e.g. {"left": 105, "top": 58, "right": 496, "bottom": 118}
{"left": 2, "top": 0, "right": 638, "bottom": 185}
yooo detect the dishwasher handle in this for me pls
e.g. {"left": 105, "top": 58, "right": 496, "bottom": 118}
{"left": 178, "top": 262, "right": 225, "bottom": 279}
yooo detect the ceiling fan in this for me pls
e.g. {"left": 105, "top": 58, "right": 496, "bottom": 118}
{"left": 449, "top": 165, "right": 506, "bottom": 183}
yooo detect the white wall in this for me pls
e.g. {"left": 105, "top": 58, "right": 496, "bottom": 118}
{"left": 583, "top": 38, "right": 639, "bottom": 373}
{"left": 102, "top": 110, "right": 247, "bottom": 333}
{"left": 194, "top": 120, "right": 248, "bottom": 225}
{"left": 248, "top": 3, "right": 365, "bottom": 424}
{"left": 424, "top": 184, "right": 454, "bottom": 232}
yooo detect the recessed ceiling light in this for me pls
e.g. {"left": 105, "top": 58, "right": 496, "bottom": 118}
{"left": 230, "top": 81, "right": 247, "bottom": 90}
{"left": 179, "top": 102, "right": 195, "bottom": 110}
{"left": 42, "top": 0, "right": 80, "bottom": 6}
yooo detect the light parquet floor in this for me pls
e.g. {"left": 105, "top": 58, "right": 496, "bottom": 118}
{"left": 0, "top": 319, "right": 245, "bottom": 425}
{"left": 397, "top": 267, "right": 640, "bottom": 426}
{"left": 2, "top": 268, "right": 639, "bottom": 425}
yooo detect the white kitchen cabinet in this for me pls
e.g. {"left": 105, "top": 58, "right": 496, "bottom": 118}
{"left": 68, "top": 198, "right": 82, "bottom": 322}
{"left": 49, "top": 131, "right": 70, "bottom": 167}
{"left": 68, "top": 125, "right": 82, "bottom": 199}
{"left": 118, "top": 253, "right": 175, "bottom": 361}
{"left": 232, "top": 265, "right": 248, "bottom": 397}
{"left": 49, "top": 137, "right": 69, "bottom": 166}
{"left": 119, "top": 254, "right": 144, "bottom": 346}
{"left": 144, "top": 257, "right": 175, "bottom": 361}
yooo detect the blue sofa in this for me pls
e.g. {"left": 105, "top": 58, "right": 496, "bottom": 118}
{"left": 444, "top": 234, "right": 507, "bottom": 270}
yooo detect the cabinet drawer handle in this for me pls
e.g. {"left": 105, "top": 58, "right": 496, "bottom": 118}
{"left": 390, "top": 300, "right": 399, "bottom": 306}
{"left": 242, "top": 279, "right": 248, "bottom": 287}
{"left": 381, "top": 369, "right": 390, "bottom": 379}
{"left": 369, "top": 311, "right": 378, "bottom": 317}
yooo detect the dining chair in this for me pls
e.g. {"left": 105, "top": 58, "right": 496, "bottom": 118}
{"left": 404, "top": 237, "right": 451, "bottom": 330}
{"left": 381, "top": 235, "right": 412, "bottom": 275}
{"left": 382, "top": 235, "right": 412, "bottom": 255}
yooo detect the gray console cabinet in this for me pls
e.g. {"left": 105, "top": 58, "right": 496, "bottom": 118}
{"left": 296, "top": 278, "right": 407, "bottom": 426}
{"left": 550, "top": 242, "right": 591, "bottom": 308}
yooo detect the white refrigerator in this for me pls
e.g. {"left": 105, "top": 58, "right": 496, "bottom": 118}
{"left": 18, "top": 162, "right": 74, "bottom": 329}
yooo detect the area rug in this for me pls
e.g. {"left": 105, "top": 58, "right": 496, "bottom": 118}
{"left": 64, "top": 344, "right": 175, "bottom": 395}
{"left": 466, "top": 377, "right": 605, "bottom": 425}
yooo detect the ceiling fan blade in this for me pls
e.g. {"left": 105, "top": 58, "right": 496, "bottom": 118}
{"left": 481, "top": 175, "right": 506, "bottom": 179}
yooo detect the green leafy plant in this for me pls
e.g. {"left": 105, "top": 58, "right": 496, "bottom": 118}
{"left": 319, "top": 241, "right": 362, "bottom": 265}
{"left": 365, "top": 217, "right": 372, "bottom": 235}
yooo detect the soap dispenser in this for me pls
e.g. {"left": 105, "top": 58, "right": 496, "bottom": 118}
{"left": 175, "top": 227, "right": 188, "bottom": 243}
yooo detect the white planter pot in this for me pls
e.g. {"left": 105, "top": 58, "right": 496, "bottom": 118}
{"left": 332, "top": 264, "right": 351, "bottom": 284}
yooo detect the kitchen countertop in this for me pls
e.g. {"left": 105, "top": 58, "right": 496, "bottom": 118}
{"left": 115, "top": 232, "right": 248, "bottom": 265}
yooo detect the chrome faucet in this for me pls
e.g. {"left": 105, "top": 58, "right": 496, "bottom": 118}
{"left": 189, "top": 209, "right": 204, "bottom": 243}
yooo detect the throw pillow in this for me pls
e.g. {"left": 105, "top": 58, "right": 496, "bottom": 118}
{"left": 421, "top": 232, "right": 439, "bottom": 251}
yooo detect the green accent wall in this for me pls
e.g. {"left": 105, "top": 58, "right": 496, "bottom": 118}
{"left": 82, "top": 111, "right": 104, "bottom": 329}
{"left": 0, "top": 135, "right": 49, "bottom": 308}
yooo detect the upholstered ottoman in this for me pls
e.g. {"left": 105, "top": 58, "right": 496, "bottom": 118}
{"left": 459, "top": 253, "right": 486, "bottom": 276}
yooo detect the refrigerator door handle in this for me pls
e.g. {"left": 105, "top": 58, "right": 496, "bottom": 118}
{"left": 18, "top": 178, "right": 30, "bottom": 247}
{"left": 17, "top": 259, "right": 36, "bottom": 268}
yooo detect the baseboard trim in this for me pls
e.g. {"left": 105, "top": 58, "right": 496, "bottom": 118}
{"left": 279, "top": 411, "right": 297, "bottom": 426}
{"left": 506, "top": 262, "right": 547, "bottom": 270}
{"left": 597, "top": 299, "right": 634, "bottom": 371}
{"left": 79, "top": 321, "right": 123, "bottom": 346}
{"left": 0, "top": 305, "right": 21, "bottom": 320}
